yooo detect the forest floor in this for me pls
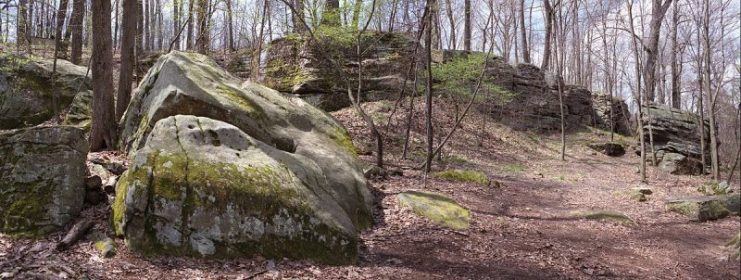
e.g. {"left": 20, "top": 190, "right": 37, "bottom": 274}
{"left": 1, "top": 98, "right": 739, "bottom": 280}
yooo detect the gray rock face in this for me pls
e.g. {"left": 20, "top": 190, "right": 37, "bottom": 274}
{"left": 480, "top": 60, "right": 595, "bottom": 131}
{"left": 0, "top": 54, "right": 91, "bottom": 129}
{"left": 592, "top": 93, "right": 632, "bottom": 135}
{"left": 263, "top": 33, "right": 415, "bottom": 111}
{"left": 642, "top": 104, "right": 710, "bottom": 175}
{"left": 115, "top": 51, "right": 372, "bottom": 263}
{"left": 0, "top": 126, "right": 88, "bottom": 237}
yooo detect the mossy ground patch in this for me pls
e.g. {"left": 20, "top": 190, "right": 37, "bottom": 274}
{"left": 397, "top": 191, "right": 471, "bottom": 230}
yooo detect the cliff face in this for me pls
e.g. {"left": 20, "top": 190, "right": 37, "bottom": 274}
{"left": 263, "top": 32, "right": 415, "bottom": 111}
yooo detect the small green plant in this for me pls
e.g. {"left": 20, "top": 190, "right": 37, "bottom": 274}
{"left": 502, "top": 163, "right": 526, "bottom": 173}
{"left": 697, "top": 181, "right": 732, "bottom": 196}
{"left": 444, "top": 154, "right": 469, "bottom": 164}
{"left": 433, "top": 169, "right": 490, "bottom": 186}
{"left": 430, "top": 53, "right": 516, "bottom": 104}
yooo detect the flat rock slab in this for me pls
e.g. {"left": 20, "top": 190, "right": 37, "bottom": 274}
{"left": 398, "top": 191, "right": 471, "bottom": 230}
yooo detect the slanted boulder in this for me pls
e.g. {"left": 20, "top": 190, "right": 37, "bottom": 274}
{"left": 115, "top": 51, "right": 372, "bottom": 263}
{"left": 592, "top": 93, "right": 632, "bottom": 135}
{"left": 0, "top": 126, "right": 88, "bottom": 237}
{"left": 263, "top": 32, "right": 415, "bottom": 111}
{"left": 0, "top": 54, "right": 91, "bottom": 129}
{"left": 641, "top": 104, "right": 710, "bottom": 175}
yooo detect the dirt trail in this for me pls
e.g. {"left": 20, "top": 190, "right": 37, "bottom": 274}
{"left": 1, "top": 100, "right": 739, "bottom": 279}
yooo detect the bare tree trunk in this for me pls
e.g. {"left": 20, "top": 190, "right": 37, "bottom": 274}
{"left": 695, "top": 19, "right": 706, "bottom": 174}
{"left": 642, "top": 0, "right": 673, "bottom": 102}
{"left": 444, "top": 0, "right": 455, "bottom": 49}
{"left": 251, "top": 0, "right": 268, "bottom": 81}
{"left": 17, "top": 0, "right": 28, "bottom": 52}
{"left": 225, "top": 0, "right": 234, "bottom": 50}
{"left": 518, "top": 0, "right": 529, "bottom": 62}
{"left": 424, "top": 0, "right": 435, "bottom": 174}
{"left": 292, "top": 0, "right": 306, "bottom": 34}
{"left": 117, "top": 0, "right": 136, "bottom": 121}
{"left": 50, "top": 0, "right": 69, "bottom": 117}
{"left": 670, "top": 0, "right": 681, "bottom": 109}
{"left": 195, "top": 0, "right": 209, "bottom": 53}
{"left": 90, "top": 0, "right": 117, "bottom": 151}
{"left": 113, "top": 0, "right": 119, "bottom": 50}
{"left": 541, "top": 0, "right": 553, "bottom": 70}
{"left": 628, "top": 0, "right": 647, "bottom": 182}
{"left": 463, "top": 0, "right": 471, "bottom": 51}
{"left": 703, "top": 0, "right": 718, "bottom": 180}
{"left": 156, "top": 0, "right": 162, "bottom": 50}
{"left": 351, "top": 0, "right": 362, "bottom": 30}
{"left": 173, "top": 0, "right": 180, "bottom": 50}
{"left": 186, "top": 0, "right": 194, "bottom": 49}
{"left": 136, "top": 0, "right": 143, "bottom": 54}
{"left": 69, "top": 0, "right": 84, "bottom": 64}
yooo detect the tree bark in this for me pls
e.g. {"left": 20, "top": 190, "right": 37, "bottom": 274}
{"left": 703, "top": 0, "right": 718, "bottom": 180}
{"left": 195, "top": 0, "right": 210, "bottom": 53}
{"left": 172, "top": 0, "right": 180, "bottom": 50}
{"left": 518, "top": 0, "right": 529, "bottom": 62}
{"left": 351, "top": 0, "right": 362, "bottom": 30}
{"left": 642, "top": 0, "right": 673, "bottom": 102}
{"left": 541, "top": 0, "right": 553, "bottom": 70}
{"left": 670, "top": 0, "right": 681, "bottom": 109}
{"left": 89, "top": 0, "right": 117, "bottom": 151}
{"left": 424, "top": 0, "right": 435, "bottom": 174}
{"left": 186, "top": 0, "right": 194, "bottom": 49}
{"left": 443, "top": 0, "right": 455, "bottom": 49}
{"left": 225, "top": 0, "right": 234, "bottom": 50}
{"left": 17, "top": 0, "right": 28, "bottom": 52}
{"left": 463, "top": 0, "right": 471, "bottom": 51}
{"left": 117, "top": 0, "right": 136, "bottom": 121}
{"left": 69, "top": 0, "right": 84, "bottom": 64}
{"left": 628, "top": 0, "right": 647, "bottom": 182}
{"left": 136, "top": 0, "right": 143, "bottom": 54}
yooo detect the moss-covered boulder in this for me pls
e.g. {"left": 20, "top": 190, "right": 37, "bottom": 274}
{"left": 263, "top": 32, "right": 415, "bottom": 111}
{"left": 0, "top": 126, "right": 88, "bottom": 237}
{"left": 114, "top": 115, "right": 362, "bottom": 263}
{"left": 666, "top": 194, "right": 740, "bottom": 222}
{"left": 0, "top": 54, "right": 92, "bottom": 129}
{"left": 397, "top": 191, "right": 471, "bottom": 230}
{"left": 115, "top": 51, "right": 372, "bottom": 263}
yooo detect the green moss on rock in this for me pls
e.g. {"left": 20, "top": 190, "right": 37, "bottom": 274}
{"left": 433, "top": 169, "right": 490, "bottom": 186}
{"left": 398, "top": 191, "right": 471, "bottom": 230}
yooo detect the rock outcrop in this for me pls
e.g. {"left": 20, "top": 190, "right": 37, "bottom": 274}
{"left": 479, "top": 58, "right": 595, "bottom": 131}
{"left": 592, "top": 93, "right": 632, "bottom": 135}
{"left": 114, "top": 51, "right": 372, "bottom": 264}
{"left": 0, "top": 126, "right": 88, "bottom": 237}
{"left": 263, "top": 32, "right": 415, "bottom": 111}
{"left": 641, "top": 104, "right": 710, "bottom": 175}
{"left": 0, "top": 54, "right": 91, "bottom": 129}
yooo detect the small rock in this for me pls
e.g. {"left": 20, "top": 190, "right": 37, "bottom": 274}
{"left": 85, "top": 175, "right": 103, "bottom": 190}
{"left": 94, "top": 238, "right": 116, "bottom": 258}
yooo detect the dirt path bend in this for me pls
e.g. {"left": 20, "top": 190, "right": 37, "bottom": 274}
{"left": 1, "top": 101, "right": 739, "bottom": 279}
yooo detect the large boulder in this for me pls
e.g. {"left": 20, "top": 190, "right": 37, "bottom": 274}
{"left": 263, "top": 32, "right": 415, "bottom": 111}
{"left": 641, "top": 104, "right": 710, "bottom": 175}
{"left": 0, "top": 126, "right": 88, "bottom": 237}
{"left": 592, "top": 93, "right": 632, "bottom": 135}
{"left": 0, "top": 54, "right": 92, "bottom": 129}
{"left": 115, "top": 51, "right": 372, "bottom": 263}
{"left": 666, "top": 194, "right": 740, "bottom": 221}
